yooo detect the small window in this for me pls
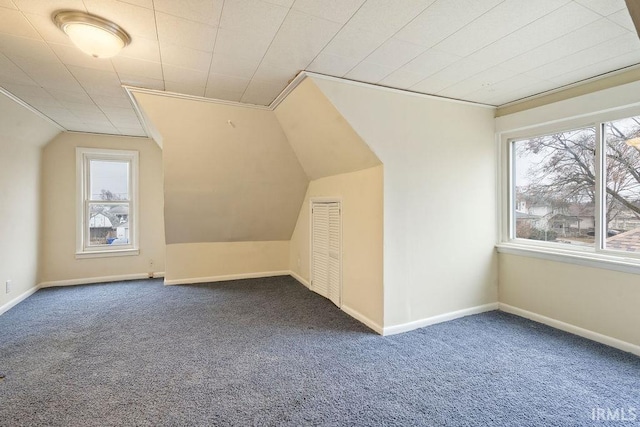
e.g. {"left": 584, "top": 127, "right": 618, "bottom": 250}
{"left": 76, "top": 148, "right": 139, "bottom": 258}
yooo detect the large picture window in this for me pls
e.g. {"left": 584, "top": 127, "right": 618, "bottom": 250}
{"left": 509, "top": 115, "right": 640, "bottom": 260}
{"left": 76, "top": 148, "right": 139, "bottom": 258}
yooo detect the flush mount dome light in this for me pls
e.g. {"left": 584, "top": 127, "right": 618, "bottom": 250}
{"left": 53, "top": 10, "right": 131, "bottom": 59}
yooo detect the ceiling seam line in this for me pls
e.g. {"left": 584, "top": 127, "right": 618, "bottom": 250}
{"left": 150, "top": 0, "right": 166, "bottom": 91}
{"left": 303, "top": 1, "right": 367, "bottom": 73}
{"left": 203, "top": 0, "right": 225, "bottom": 98}
{"left": 433, "top": 2, "right": 614, "bottom": 100}
{"left": 238, "top": 5, "right": 293, "bottom": 103}
{"left": 338, "top": 0, "right": 449, "bottom": 83}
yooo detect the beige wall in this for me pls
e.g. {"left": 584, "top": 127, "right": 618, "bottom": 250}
{"left": 0, "top": 94, "right": 60, "bottom": 309}
{"left": 40, "top": 132, "right": 165, "bottom": 284}
{"left": 134, "top": 92, "right": 308, "bottom": 245}
{"left": 314, "top": 77, "right": 498, "bottom": 328}
{"left": 165, "top": 241, "right": 289, "bottom": 283}
{"left": 500, "top": 254, "right": 640, "bottom": 346}
{"left": 289, "top": 165, "right": 384, "bottom": 326}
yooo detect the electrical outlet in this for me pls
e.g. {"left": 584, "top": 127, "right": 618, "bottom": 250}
{"left": 5, "top": 280, "right": 11, "bottom": 294}
{"left": 149, "top": 259, "right": 154, "bottom": 269}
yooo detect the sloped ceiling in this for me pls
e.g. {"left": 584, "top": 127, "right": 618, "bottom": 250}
{"left": 134, "top": 91, "right": 308, "bottom": 244}
{"left": 0, "top": 90, "right": 60, "bottom": 148}
{"left": 274, "top": 78, "right": 380, "bottom": 180}
{"left": 1, "top": 1, "right": 640, "bottom": 137}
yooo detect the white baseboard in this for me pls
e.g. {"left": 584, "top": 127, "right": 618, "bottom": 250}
{"left": 164, "top": 270, "right": 290, "bottom": 285}
{"left": 341, "top": 304, "right": 383, "bottom": 334}
{"left": 289, "top": 270, "right": 310, "bottom": 288}
{"left": 499, "top": 303, "right": 640, "bottom": 357}
{"left": 39, "top": 272, "right": 165, "bottom": 288}
{"left": 0, "top": 285, "right": 40, "bottom": 316}
{"left": 383, "top": 302, "right": 500, "bottom": 336}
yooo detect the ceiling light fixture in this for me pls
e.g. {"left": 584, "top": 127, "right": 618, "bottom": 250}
{"left": 53, "top": 10, "right": 131, "bottom": 59}
{"left": 626, "top": 137, "right": 640, "bottom": 148}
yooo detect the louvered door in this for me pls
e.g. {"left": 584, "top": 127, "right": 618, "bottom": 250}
{"left": 311, "top": 201, "right": 341, "bottom": 307}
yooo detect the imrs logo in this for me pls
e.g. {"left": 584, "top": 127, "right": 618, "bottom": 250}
{"left": 591, "top": 407, "right": 637, "bottom": 422}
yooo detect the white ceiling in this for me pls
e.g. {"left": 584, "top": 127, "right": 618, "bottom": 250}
{"left": 1, "top": 0, "right": 639, "bottom": 137}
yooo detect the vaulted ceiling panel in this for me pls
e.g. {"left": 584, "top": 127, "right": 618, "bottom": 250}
{"left": 274, "top": 78, "right": 380, "bottom": 180}
{"left": 1, "top": 0, "right": 640, "bottom": 136}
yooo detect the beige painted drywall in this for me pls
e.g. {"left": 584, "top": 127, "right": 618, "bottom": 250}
{"left": 313, "top": 78, "right": 498, "bottom": 328}
{"left": 165, "top": 241, "right": 289, "bottom": 282}
{"left": 40, "top": 132, "right": 165, "bottom": 284}
{"left": 274, "top": 78, "right": 380, "bottom": 180}
{"left": 133, "top": 92, "right": 308, "bottom": 245}
{"left": 0, "top": 94, "right": 60, "bottom": 309}
{"left": 499, "top": 254, "right": 640, "bottom": 346}
{"left": 289, "top": 165, "right": 384, "bottom": 326}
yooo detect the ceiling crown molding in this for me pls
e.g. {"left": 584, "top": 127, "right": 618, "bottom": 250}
{"left": 0, "top": 87, "right": 65, "bottom": 131}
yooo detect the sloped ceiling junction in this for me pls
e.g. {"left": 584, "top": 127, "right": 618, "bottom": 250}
{"left": 274, "top": 78, "right": 380, "bottom": 180}
{"left": 133, "top": 91, "right": 309, "bottom": 244}
{"left": 1, "top": 0, "right": 640, "bottom": 138}
{"left": 132, "top": 75, "right": 380, "bottom": 245}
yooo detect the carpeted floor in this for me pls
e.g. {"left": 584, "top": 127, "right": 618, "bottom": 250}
{"left": 0, "top": 276, "right": 638, "bottom": 426}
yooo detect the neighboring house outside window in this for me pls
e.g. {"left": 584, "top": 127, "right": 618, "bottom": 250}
{"left": 76, "top": 147, "right": 139, "bottom": 258}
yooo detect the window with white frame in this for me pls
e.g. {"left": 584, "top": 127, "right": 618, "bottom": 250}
{"left": 507, "top": 115, "right": 640, "bottom": 260}
{"left": 76, "top": 148, "right": 139, "bottom": 258}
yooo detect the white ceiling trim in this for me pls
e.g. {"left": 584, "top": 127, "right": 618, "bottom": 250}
{"left": 269, "top": 71, "right": 309, "bottom": 109}
{"left": 0, "top": 87, "right": 65, "bottom": 131}
{"left": 123, "top": 69, "right": 497, "bottom": 145}
{"left": 304, "top": 71, "right": 496, "bottom": 109}
{"left": 123, "top": 85, "right": 272, "bottom": 110}
{"left": 64, "top": 130, "right": 150, "bottom": 139}
{"left": 124, "top": 69, "right": 495, "bottom": 124}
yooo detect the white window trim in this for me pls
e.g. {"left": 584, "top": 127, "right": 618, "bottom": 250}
{"left": 76, "top": 147, "right": 139, "bottom": 259}
{"left": 497, "top": 104, "right": 640, "bottom": 276}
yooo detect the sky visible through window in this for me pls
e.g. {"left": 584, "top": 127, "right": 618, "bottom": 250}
{"left": 90, "top": 160, "right": 129, "bottom": 200}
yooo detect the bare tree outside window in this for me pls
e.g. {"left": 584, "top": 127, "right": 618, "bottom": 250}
{"left": 514, "top": 127, "right": 596, "bottom": 246}
{"left": 604, "top": 116, "right": 640, "bottom": 252}
{"left": 513, "top": 116, "right": 640, "bottom": 253}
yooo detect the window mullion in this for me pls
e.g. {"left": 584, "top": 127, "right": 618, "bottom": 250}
{"left": 87, "top": 199, "right": 131, "bottom": 204}
{"left": 84, "top": 155, "right": 91, "bottom": 250}
{"left": 594, "top": 123, "right": 605, "bottom": 252}
{"left": 509, "top": 140, "right": 516, "bottom": 240}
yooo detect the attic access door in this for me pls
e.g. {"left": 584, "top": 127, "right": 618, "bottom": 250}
{"left": 311, "top": 201, "right": 341, "bottom": 307}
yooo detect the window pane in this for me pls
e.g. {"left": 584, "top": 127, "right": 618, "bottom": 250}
{"left": 513, "top": 127, "right": 596, "bottom": 247}
{"left": 88, "top": 203, "right": 130, "bottom": 246}
{"left": 604, "top": 116, "right": 640, "bottom": 253}
{"left": 90, "top": 160, "right": 129, "bottom": 201}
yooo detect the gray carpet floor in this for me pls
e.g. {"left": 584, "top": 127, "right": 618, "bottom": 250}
{"left": 0, "top": 276, "right": 638, "bottom": 426}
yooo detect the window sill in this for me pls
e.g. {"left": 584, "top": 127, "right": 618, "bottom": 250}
{"left": 75, "top": 249, "right": 139, "bottom": 259}
{"left": 496, "top": 242, "right": 640, "bottom": 276}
